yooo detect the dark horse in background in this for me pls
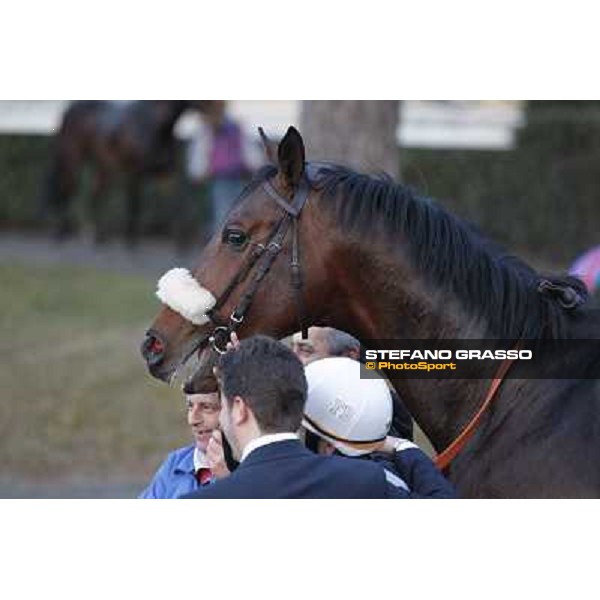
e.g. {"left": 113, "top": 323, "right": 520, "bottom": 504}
{"left": 141, "top": 126, "right": 600, "bottom": 498}
{"left": 42, "top": 100, "right": 214, "bottom": 245}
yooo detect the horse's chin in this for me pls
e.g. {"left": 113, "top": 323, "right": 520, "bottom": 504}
{"left": 182, "top": 344, "right": 219, "bottom": 394}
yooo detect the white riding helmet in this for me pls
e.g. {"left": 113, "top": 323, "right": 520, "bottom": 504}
{"left": 302, "top": 357, "right": 393, "bottom": 457}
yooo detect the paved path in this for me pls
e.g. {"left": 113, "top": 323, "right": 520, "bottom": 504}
{"left": 0, "top": 476, "right": 146, "bottom": 499}
{"left": 0, "top": 231, "right": 199, "bottom": 279}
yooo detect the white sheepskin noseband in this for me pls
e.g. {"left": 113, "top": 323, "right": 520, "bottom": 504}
{"left": 156, "top": 268, "right": 217, "bottom": 326}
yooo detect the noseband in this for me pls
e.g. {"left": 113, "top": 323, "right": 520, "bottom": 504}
{"left": 203, "top": 173, "right": 312, "bottom": 354}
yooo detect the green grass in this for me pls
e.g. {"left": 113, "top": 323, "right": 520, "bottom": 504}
{"left": 0, "top": 262, "right": 190, "bottom": 479}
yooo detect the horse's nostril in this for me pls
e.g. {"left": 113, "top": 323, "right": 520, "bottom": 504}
{"left": 147, "top": 336, "right": 164, "bottom": 355}
{"left": 142, "top": 333, "right": 166, "bottom": 366}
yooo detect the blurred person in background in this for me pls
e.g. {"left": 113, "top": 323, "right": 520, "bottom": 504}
{"left": 292, "top": 326, "right": 414, "bottom": 441}
{"left": 186, "top": 100, "right": 260, "bottom": 234}
{"left": 139, "top": 387, "right": 228, "bottom": 498}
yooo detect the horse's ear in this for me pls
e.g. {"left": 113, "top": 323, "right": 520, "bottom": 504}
{"left": 277, "top": 126, "right": 305, "bottom": 189}
{"left": 258, "top": 127, "right": 277, "bottom": 164}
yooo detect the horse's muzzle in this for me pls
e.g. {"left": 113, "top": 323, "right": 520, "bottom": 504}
{"left": 141, "top": 329, "right": 167, "bottom": 371}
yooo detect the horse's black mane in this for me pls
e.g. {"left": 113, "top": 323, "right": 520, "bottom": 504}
{"left": 306, "top": 163, "right": 587, "bottom": 340}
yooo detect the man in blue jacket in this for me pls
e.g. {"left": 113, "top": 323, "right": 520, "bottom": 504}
{"left": 139, "top": 388, "right": 225, "bottom": 498}
{"left": 183, "top": 335, "right": 454, "bottom": 499}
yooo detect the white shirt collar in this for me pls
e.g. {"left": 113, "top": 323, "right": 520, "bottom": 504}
{"left": 240, "top": 433, "right": 299, "bottom": 462}
{"left": 193, "top": 447, "right": 210, "bottom": 471}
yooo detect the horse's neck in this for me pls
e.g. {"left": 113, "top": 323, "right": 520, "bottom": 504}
{"left": 332, "top": 248, "right": 488, "bottom": 450}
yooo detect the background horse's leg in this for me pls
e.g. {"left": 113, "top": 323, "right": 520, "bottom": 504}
{"left": 124, "top": 175, "right": 143, "bottom": 248}
{"left": 42, "top": 148, "right": 80, "bottom": 241}
{"left": 90, "top": 168, "right": 110, "bottom": 245}
{"left": 172, "top": 175, "right": 203, "bottom": 254}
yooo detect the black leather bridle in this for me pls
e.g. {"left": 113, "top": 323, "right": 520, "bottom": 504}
{"left": 202, "top": 171, "right": 313, "bottom": 355}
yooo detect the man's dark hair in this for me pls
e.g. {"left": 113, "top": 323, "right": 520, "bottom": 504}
{"left": 219, "top": 335, "right": 307, "bottom": 433}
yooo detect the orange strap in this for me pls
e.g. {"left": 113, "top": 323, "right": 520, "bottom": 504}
{"left": 434, "top": 357, "right": 515, "bottom": 471}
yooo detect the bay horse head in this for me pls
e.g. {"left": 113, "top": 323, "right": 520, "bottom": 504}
{"left": 142, "top": 127, "right": 339, "bottom": 393}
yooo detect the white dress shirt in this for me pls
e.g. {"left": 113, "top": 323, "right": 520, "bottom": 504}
{"left": 193, "top": 447, "right": 211, "bottom": 472}
{"left": 240, "top": 433, "right": 299, "bottom": 463}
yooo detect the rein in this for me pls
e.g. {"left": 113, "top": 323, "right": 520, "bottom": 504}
{"left": 433, "top": 355, "right": 516, "bottom": 471}
{"left": 204, "top": 174, "right": 312, "bottom": 354}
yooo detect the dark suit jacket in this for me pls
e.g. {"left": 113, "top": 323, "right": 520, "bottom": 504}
{"left": 182, "top": 440, "right": 405, "bottom": 499}
{"left": 372, "top": 448, "right": 457, "bottom": 498}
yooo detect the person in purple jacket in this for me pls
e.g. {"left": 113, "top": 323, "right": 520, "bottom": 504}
{"left": 186, "top": 101, "right": 259, "bottom": 233}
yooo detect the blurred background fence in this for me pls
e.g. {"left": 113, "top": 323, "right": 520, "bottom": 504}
{"left": 1, "top": 100, "right": 598, "bottom": 264}
{"left": 403, "top": 101, "right": 600, "bottom": 265}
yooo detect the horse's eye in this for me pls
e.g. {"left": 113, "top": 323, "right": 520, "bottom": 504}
{"left": 222, "top": 229, "right": 248, "bottom": 249}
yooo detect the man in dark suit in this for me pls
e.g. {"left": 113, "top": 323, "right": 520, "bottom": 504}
{"left": 183, "top": 335, "right": 452, "bottom": 499}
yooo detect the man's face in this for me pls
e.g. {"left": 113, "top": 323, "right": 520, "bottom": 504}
{"left": 186, "top": 392, "right": 221, "bottom": 452}
{"left": 292, "top": 328, "right": 331, "bottom": 365}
